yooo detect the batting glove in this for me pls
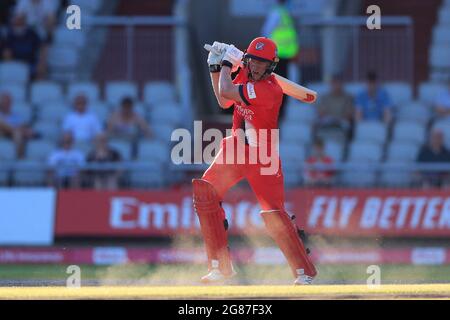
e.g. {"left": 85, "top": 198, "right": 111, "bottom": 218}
{"left": 222, "top": 44, "right": 243, "bottom": 69}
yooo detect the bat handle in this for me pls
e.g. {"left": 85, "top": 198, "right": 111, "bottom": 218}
{"left": 204, "top": 44, "right": 220, "bottom": 55}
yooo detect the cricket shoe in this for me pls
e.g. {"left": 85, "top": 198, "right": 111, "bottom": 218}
{"left": 293, "top": 275, "right": 315, "bottom": 285}
{"left": 200, "top": 268, "right": 237, "bottom": 284}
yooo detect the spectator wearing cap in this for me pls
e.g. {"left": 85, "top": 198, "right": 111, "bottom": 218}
{"left": 416, "top": 128, "right": 450, "bottom": 188}
{"left": 106, "top": 97, "right": 152, "bottom": 142}
{"left": 62, "top": 94, "right": 102, "bottom": 143}
{"left": 47, "top": 132, "right": 85, "bottom": 189}
{"left": 355, "top": 71, "right": 393, "bottom": 124}
{"left": 315, "top": 74, "right": 354, "bottom": 142}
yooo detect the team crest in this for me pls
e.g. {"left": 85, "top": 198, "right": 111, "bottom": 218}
{"left": 255, "top": 42, "right": 265, "bottom": 50}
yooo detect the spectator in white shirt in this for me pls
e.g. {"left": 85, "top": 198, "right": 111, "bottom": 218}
{"left": 62, "top": 94, "right": 102, "bottom": 143}
{"left": 434, "top": 79, "right": 450, "bottom": 120}
{"left": 14, "top": 0, "right": 58, "bottom": 41}
{"left": 47, "top": 132, "right": 85, "bottom": 189}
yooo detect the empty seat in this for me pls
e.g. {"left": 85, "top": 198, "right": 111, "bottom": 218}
{"left": 89, "top": 102, "right": 109, "bottom": 123}
{"left": 53, "top": 27, "right": 86, "bottom": 48}
{"left": 105, "top": 81, "right": 138, "bottom": 107}
{"left": 47, "top": 46, "right": 79, "bottom": 79}
{"left": 36, "top": 101, "right": 71, "bottom": 122}
{"left": 13, "top": 102, "right": 33, "bottom": 124}
{"left": 280, "top": 123, "right": 312, "bottom": 145}
{"left": 418, "top": 82, "right": 446, "bottom": 105}
{"left": 324, "top": 140, "right": 344, "bottom": 161}
{"left": 137, "top": 140, "right": 169, "bottom": 163}
{"left": 0, "top": 140, "right": 16, "bottom": 161}
{"left": 340, "top": 162, "right": 377, "bottom": 187}
{"left": 344, "top": 82, "right": 365, "bottom": 97}
{"left": 151, "top": 124, "right": 176, "bottom": 142}
{"left": 26, "top": 141, "right": 55, "bottom": 161}
{"left": 0, "top": 62, "right": 29, "bottom": 85}
{"left": 283, "top": 102, "right": 316, "bottom": 124}
{"left": 392, "top": 121, "right": 426, "bottom": 146}
{"left": 31, "top": 81, "right": 63, "bottom": 105}
{"left": 386, "top": 141, "right": 419, "bottom": 161}
{"left": 149, "top": 103, "right": 182, "bottom": 125}
{"left": 12, "top": 161, "right": 46, "bottom": 186}
{"left": 379, "top": 161, "right": 413, "bottom": 187}
{"left": 354, "top": 121, "right": 387, "bottom": 145}
{"left": 384, "top": 82, "right": 412, "bottom": 106}
{"left": 282, "top": 160, "right": 301, "bottom": 187}
{"left": 438, "top": 7, "right": 450, "bottom": 24}
{"left": 429, "top": 45, "right": 450, "bottom": 69}
{"left": 279, "top": 143, "right": 305, "bottom": 163}
{"left": 109, "top": 139, "right": 133, "bottom": 160}
{"left": 348, "top": 141, "right": 383, "bottom": 162}
{"left": 70, "top": 0, "right": 103, "bottom": 13}
{"left": 307, "top": 82, "right": 329, "bottom": 96}
{"left": 143, "top": 81, "right": 176, "bottom": 105}
{"left": 0, "top": 84, "right": 26, "bottom": 102}
{"left": 67, "top": 82, "right": 100, "bottom": 103}
{"left": 433, "top": 26, "right": 450, "bottom": 46}
{"left": 128, "top": 161, "right": 165, "bottom": 188}
{"left": 33, "top": 122, "right": 61, "bottom": 141}
{"left": 396, "top": 102, "right": 431, "bottom": 124}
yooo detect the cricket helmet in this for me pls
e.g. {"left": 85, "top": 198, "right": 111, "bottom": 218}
{"left": 243, "top": 37, "right": 279, "bottom": 76}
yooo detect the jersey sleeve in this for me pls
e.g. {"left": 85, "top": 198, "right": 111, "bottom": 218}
{"left": 239, "top": 81, "right": 277, "bottom": 108}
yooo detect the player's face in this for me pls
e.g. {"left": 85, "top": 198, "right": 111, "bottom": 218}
{"left": 248, "top": 59, "right": 270, "bottom": 81}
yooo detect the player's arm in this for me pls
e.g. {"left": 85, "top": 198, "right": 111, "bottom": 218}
{"left": 210, "top": 71, "right": 233, "bottom": 109}
{"left": 218, "top": 63, "right": 246, "bottom": 105}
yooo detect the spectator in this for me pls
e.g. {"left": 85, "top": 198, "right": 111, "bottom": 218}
{"left": 355, "top": 71, "right": 393, "bottom": 124}
{"left": 315, "top": 74, "right": 354, "bottom": 142}
{"left": 0, "top": 92, "right": 35, "bottom": 158}
{"left": 2, "top": 13, "right": 47, "bottom": 79}
{"left": 107, "top": 97, "right": 151, "bottom": 141}
{"left": 62, "top": 94, "right": 102, "bottom": 143}
{"left": 86, "top": 133, "right": 122, "bottom": 190}
{"left": 433, "top": 78, "right": 450, "bottom": 120}
{"left": 0, "top": 0, "right": 16, "bottom": 27}
{"left": 47, "top": 132, "right": 85, "bottom": 189}
{"left": 304, "top": 138, "right": 335, "bottom": 186}
{"left": 416, "top": 128, "right": 450, "bottom": 188}
{"left": 14, "top": 0, "right": 58, "bottom": 41}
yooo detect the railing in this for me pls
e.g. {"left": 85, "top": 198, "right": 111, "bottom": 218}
{"left": 1, "top": 161, "right": 449, "bottom": 189}
{"left": 296, "top": 16, "right": 414, "bottom": 84}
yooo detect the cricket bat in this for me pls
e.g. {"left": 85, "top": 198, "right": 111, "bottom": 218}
{"left": 204, "top": 43, "right": 317, "bottom": 104}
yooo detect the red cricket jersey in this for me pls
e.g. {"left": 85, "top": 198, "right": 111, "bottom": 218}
{"left": 230, "top": 68, "right": 284, "bottom": 148}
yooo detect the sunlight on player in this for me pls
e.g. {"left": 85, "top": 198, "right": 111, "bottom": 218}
{"left": 192, "top": 37, "right": 317, "bottom": 285}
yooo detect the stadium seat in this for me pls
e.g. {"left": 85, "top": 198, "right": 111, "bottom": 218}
{"left": 53, "top": 27, "right": 86, "bottom": 49}
{"left": 384, "top": 82, "right": 412, "bottom": 106}
{"left": 379, "top": 161, "right": 413, "bottom": 187}
{"left": 70, "top": 0, "right": 103, "bottom": 13}
{"left": 282, "top": 160, "right": 301, "bottom": 187}
{"left": 33, "top": 122, "right": 61, "bottom": 141}
{"left": 109, "top": 139, "right": 133, "bottom": 160}
{"left": 348, "top": 141, "right": 383, "bottom": 162}
{"left": 396, "top": 102, "right": 431, "bottom": 124}
{"left": 26, "top": 141, "right": 56, "bottom": 161}
{"left": 0, "top": 62, "right": 29, "bottom": 85}
{"left": 429, "top": 45, "right": 450, "bottom": 69}
{"left": 344, "top": 82, "right": 365, "bottom": 97}
{"left": 12, "top": 161, "right": 46, "bottom": 186}
{"left": 283, "top": 102, "right": 316, "bottom": 124}
{"left": 128, "top": 161, "right": 165, "bottom": 188}
{"left": 13, "top": 102, "right": 33, "bottom": 124}
{"left": 279, "top": 143, "right": 305, "bottom": 163}
{"left": 392, "top": 121, "right": 426, "bottom": 146}
{"left": 73, "top": 141, "right": 92, "bottom": 156}
{"left": 67, "top": 82, "right": 100, "bottom": 103}
{"left": 47, "top": 46, "right": 79, "bottom": 82}
{"left": 0, "top": 140, "right": 16, "bottom": 161}
{"left": 151, "top": 124, "right": 177, "bottom": 142}
{"left": 143, "top": 81, "right": 176, "bottom": 105}
{"left": 89, "top": 101, "right": 109, "bottom": 123}
{"left": 280, "top": 123, "right": 312, "bottom": 145}
{"left": 149, "top": 103, "right": 182, "bottom": 125}
{"left": 0, "top": 84, "right": 26, "bottom": 102}
{"left": 36, "top": 101, "right": 71, "bottom": 123}
{"left": 340, "top": 162, "right": 377, "bottom": 187}
{"left": 105, "top": 81, "right": 138, "bottom": 107}
{"left": 0, "top": 169, "right": 9, "bottom": 185}
{"left": 418, "top": 82, "right": 447, "bottom": 105}
{"left": 30, "top": 81, "right": 64, "bottom": 105}
{"left": 386, "top": 141, "right": 420, "bottom": 161}
{"left": 432, "top": 26, "right": 450, "bottom": 46}
{"left": 324, "top": 140, "right": 344, "bottom": 161}
{"left": 354, "top": 121, "right": 387, "bottom": 146}
{"left": 438, "top": 7, "right": 450, "bottom": 25}
{"left": 137, "top": 140, "right": 169, "bottom": 163}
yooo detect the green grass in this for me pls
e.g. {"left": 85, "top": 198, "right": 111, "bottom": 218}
{"left": 0, "top": 264, "right": 450, "bottom": 285}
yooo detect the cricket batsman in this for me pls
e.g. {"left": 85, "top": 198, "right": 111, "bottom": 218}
{"left": 192, "top": 37, "right": 317, "bottom": 285}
